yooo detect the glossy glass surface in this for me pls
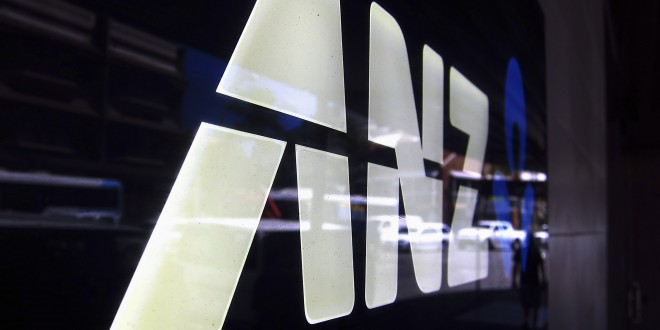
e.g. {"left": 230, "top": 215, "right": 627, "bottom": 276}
{"left": 0, "top": 0, "right": 548, "bottom": 329}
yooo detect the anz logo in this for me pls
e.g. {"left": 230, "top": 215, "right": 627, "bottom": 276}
{"left": 112, "top": 1, "right": 530, "bottom": 329}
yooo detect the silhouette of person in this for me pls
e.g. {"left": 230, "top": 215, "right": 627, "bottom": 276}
{"left": 513, "top": 234, "right": 546, "bottom": 329}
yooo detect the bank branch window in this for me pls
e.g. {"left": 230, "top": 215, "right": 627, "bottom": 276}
{"left": 0, "top": 0, "right": 548, "bottom": 329}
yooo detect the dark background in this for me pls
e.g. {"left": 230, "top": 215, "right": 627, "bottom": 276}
{"left": 2, "top": 0, "right": 656, "bottom": 329}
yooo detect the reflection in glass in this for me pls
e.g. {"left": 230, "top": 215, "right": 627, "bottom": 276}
{"left": 448, "top": 186, "right": 488, "bottom": 286}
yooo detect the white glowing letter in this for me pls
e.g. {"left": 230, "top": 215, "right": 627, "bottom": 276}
{"left": 448, "top": 68, "right": 488, "bottom": 176}
{"left": 365, "top": 163, "right": 400, "bottom": 309}
{"left": 217, "top": 0, "right": 347, "bottom": 132}
{"left": 111, "top": 123, "right": 285, "bottom": 330}
{"left": 296, "top": 145, "right": 355, "bottom": 323}
{"left": 422, "top": 45, "right": 445, "bottom": 164}
{"left": 447, "top": 68, "right": 490, "bottom": 287}
{"left": 368, "top": 3, "right": 444, "bottom": 295}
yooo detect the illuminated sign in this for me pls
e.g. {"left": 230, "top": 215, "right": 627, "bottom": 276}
{"left": 112, "top": 1, "right": 523, "bottom": 329}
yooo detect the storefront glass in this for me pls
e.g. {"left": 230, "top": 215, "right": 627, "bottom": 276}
{"left": 0, "top": 0, "right": 548, "bottom": 328}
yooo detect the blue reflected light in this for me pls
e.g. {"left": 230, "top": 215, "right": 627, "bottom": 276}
{"left": 493, "top": 57, "right": 536, "bottom": 277}
{"left": 504, "top": 58, "right": 527, "bottom": 172}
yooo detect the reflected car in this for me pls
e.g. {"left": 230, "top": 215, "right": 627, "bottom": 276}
{"left": 375, "top": 216, "right": 452, "bottom": 252}
{"left": 534, "top": 224, "right": 549, "bottom": 248}
{"left": 397, "top": 223, "right": 452, "bottom": 252}
{"left": 456, "top": 220, "right": 527, "bottom": 250}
